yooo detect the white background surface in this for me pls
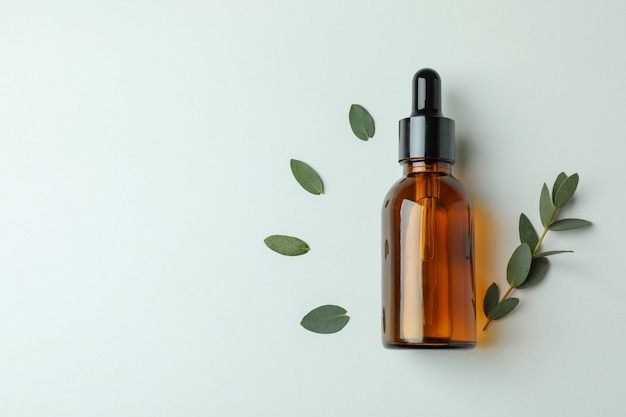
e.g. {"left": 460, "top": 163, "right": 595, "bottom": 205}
{"left": 0, "top": 0, "right": 624, "bottom": 415}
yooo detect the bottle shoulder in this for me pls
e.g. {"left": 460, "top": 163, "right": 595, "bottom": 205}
{"left": 383, "top": 173, "right": 472, "bottom": 207}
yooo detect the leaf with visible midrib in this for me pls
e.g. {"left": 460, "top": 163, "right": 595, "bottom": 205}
{"left": 517, "top": 257, "right": 550, "bottom": 289}
{"left": 488, "top": 298, "right": 520, "bottom": 320}
{"left": 507, "top": 243, "right": 533, "bottom": 288}
{"left": 349, "top": 104, "right": 375, "bottom": 141}
{"left": 519, "top": 213, "right": 539, "bottom": 250}
{"left": 290, "top": 159, "right": 324, "bottom": 195}
{"left": 264, "top": 235, "right": 310, "bottom": 256}
{"left": 549, "top": 218, "right": 592, "bottom": 231}
{"left": 539, "top": 183, "right": 554, "bottom": 227}
{"left": 534, "top": 250, "right": 573, "bottom": 257}
{"left": 553, "top": 173, "right": 579, "bottom": 207}
{"left": 301, "top": 305, "right": 350, "bottom": 334}
{"left": 552, "top": 172, "right": 568, "bottom": 203}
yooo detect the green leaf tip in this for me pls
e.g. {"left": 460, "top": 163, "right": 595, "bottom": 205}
{"left": 300, "top": 305, "right": 350, "bottom": 334}
{"left": 488, "top": 298, "right": 520, "bottom": 320}
{"left": 519, "top": 213, "right": 539, "bottom": 250}
{"left": 483, "top": 283, "right": 500, "bottom": 317}
{"left": 507, "top": 243, "right": 533, "bottom": 288}
{"left": 553, "top": 173, "right": 579, "bottom": 207}
{"left": 534, "top": 250, "right": 574, "bottom": 257}
{"left": 264, "top": 235, "right": 310, "bottom": 256}
{"left": 552, "top": 172, "right": 568, "bottom": 203}
{"left": 290, "top": 159, "right": 324, "bottom": 195}
{"left": 539, "top": 183, "right": 554, "bottom": 227}
{"left": 549, "top": 218, "right": 592, "bottom": 231}
{"left": 349, "top": 104, "right": 375, "bottom": 141}
{"left": 517, "top": 257, "right": 550, "bottom": 289}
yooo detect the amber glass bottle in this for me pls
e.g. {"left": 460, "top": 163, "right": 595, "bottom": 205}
{"left": 381, "top": 69, "right": 476, "bottom": 349}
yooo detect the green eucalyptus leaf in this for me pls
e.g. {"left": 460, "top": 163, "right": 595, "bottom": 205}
{"left": 552, "top": 172, "right": 568, "bottom": 203}
{"left": 553, "top": 173, "right": 579, "bottom": 207}
{"left": 483, "top": 283, "right": 500, "bottom": 317}
{"left": 488, "top": 298, "right": 520, "bottom": 320}
{"left": 534, "top": 250, "right": 573, "bottom": 257}
{"left": 507, "top": 243, "right": 533, "bottom": 288}
{"left": 349, "top": 104, "right": 375, "bottom": 141}
{"left": 519, "top": 213, "right": 539, "bottom": 250}
{"left": 290, "top": 159, "right": 324, "bottom": 195}
{"left": 517, "top": 257, "right": 550, "bottom": 289}
{"left": 539, "top": 183, "right": 554, "bottom": 227}
{"left": 300, "top": 305, "right": 350, "bottom": 334}
{"left": 264, "top": 235, "right": 310, "bottom": 256}
{"left": 549, "top": 218, "right": 592, "bottom": 231}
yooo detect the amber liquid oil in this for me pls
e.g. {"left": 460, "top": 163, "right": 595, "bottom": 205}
{"left": 382, "top": 161, "right": 476, "bottom": 348}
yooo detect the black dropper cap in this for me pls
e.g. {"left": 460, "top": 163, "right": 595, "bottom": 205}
{"left": 398, "top": 68, "right": 455, "bottom": 163}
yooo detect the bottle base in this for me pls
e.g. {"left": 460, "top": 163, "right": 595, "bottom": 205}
{"left": 383, "top": 338, "right": 475, "bottom": 350}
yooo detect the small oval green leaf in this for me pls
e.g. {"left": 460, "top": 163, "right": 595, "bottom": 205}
{"left": 534, "top": 250, "right": 573, "bottom": 257}
{"left": 290, "top": 159, "right": 324, "bottom": 195}
{"left": 349, "top": 104, "right": 375, "bottom": 141}
{"left": 300, "top": 305, "right": 349, "bottom": 334}
{"left": 483, "top": 282, "right": 500, "bottom": 317}
{"left": 549, "top": 218, "right": 592, "bottom": 231}
{"left": 539, "top": 183, "right": 554, "bottom": 227}
{"left": 517, "top": 257, "right": 550, "bottom": 289}
{"left": 552, "top": 172, "right": 567, "bottom": 203}
{"left": 488, "top": 298, "right": 520, "bottom": 320}
{"left": 519, "top": 213, "right": 539, "bottom": 250}
{"left": 507, "top": 243, "right": 533, "bottom": 288}
{"left": 553, "top": 173, "right": 579, "bottom": 207}
{"left": 264, "top": 235, "right": 310, "bottom": 256}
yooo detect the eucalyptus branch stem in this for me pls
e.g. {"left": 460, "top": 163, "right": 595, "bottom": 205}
{"left": 482, "top": 207, "right": 559, "bottom": 331}
{"left": 481, "top": 172, "right": 590, "bottom": 333}
{"left": 533, "top": 207, "right": 559, "bottom": 255}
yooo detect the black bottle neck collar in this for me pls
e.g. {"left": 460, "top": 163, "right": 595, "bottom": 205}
{"left": 398, "top": 68, "right": 455, "bottom": 163}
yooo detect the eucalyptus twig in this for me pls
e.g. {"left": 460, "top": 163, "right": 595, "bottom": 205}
{"left": 482, "top": 172, "right": 591, "bottom": 331}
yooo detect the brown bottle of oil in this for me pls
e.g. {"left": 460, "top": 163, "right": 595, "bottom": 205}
{"left": 382, "top": 68, "right": 476, "bottom": 349}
